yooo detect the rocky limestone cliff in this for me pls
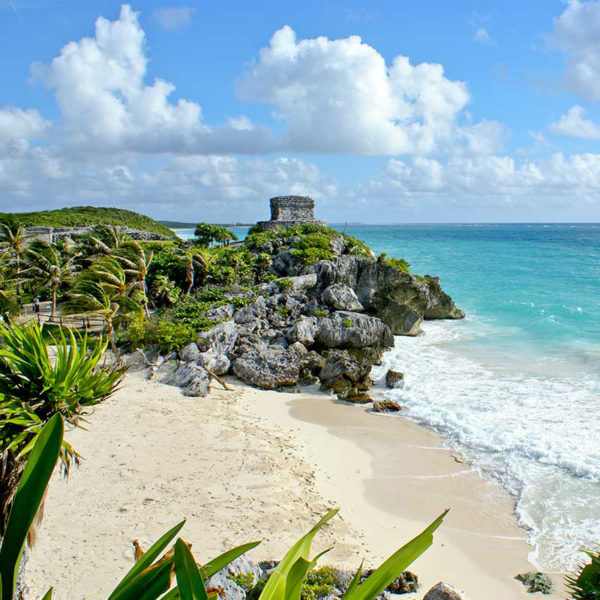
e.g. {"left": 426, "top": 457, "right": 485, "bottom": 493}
{"left": 132, "top": 227, "right": 464, "bottom": 403}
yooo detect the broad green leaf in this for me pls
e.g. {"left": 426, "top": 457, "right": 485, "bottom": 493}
{"left": 344, "top": 510, "right": 448, "bottom": 600}
{"left": 284, "top": 548, "right": 330, "bottom": 600}
{"left": 160, "top": 588, "right": 180, "bottom": 600}
{"left": 259, "top": 509, "right": 338, "bottom": 600}
{"left": 342, "top": 561, "right": 363, "bottom": 599}
{"left": 109, "top": 558, "right": 175, "bottom": 600}
{"left": 0, "top": 414, "right": 63, "bottom": 600}
{"left": 202, "top": 540, "right": 261, "bottom": 579}
{"left": 174, "top": 539, "right": 208, "bottom": 600}
{"left": 108, "top": 520, "right": 185, "bottom": 599}
{"left": 41, "top": 588, "right": 53, "bottom": 599}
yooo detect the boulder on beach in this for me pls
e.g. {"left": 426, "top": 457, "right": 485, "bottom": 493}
{"left": 385, "top": 369, "right": 405, "bottom": 388}
{"left": 372, "top": 399, "right": 402, "bottom": 413}
{"left": 423, "top": 582, "right": 469, "bottom": 600}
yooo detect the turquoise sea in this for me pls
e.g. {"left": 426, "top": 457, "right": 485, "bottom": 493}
{"left": 175, "top": 224, "right": 600, "bottom": 571}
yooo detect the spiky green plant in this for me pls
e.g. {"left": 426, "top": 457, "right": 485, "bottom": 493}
{"left": 0, "top": 320, "right": 124, "bottom": 532}
{"left": 567, "top": 549, "right": 600, "bottom": 599}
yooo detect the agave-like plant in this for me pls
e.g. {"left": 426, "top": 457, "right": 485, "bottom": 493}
{"left": 566, "top": 549, "right": 600, "bottom": 599}
{"left": 0, "top": 320, "right": 124, "bottom": 533}
{"left": 0, "top": 413, "right": 448, "bottom": 600}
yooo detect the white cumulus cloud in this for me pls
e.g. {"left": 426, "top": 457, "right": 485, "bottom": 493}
{"left": 549, "top": 105, "right": 600, "bottom": 139}
{"left": 237, "top": 25, "right": 495, "bottom": 155}
{"left": 551, "top": 0, "right": 600, "bottom": 101}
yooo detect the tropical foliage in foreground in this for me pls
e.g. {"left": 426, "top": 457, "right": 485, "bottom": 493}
{"left": 0, "top": 414, "right": 448, "bottom": 600}
{"left": 0, "top": 320, "right": 124, "bottom": 533}
{"left": 567, "top": 549, "right": 600, "bottom": 600}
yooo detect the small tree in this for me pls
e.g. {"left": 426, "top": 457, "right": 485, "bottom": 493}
{"left": 194, "top": 223, "right": 238, "bottom": 247}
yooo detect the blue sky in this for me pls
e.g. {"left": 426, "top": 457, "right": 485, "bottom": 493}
{"left": 1, "top": 0, "right": 600, "bottom": 222}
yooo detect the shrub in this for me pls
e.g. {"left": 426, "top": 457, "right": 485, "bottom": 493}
{"left": 277, "top": 306, "right": 290, "bottom": 318}
{"left": 278, "top": 278, "right": 293, "bottom": 290}
{"left": 229, "top": 572, "right": 256, "bottom": 593}
{"left": 386, "top": 257, "right": 411, "bottom": 273}
{"left": 194, "top": 223, "right": 238, "bottom": 247}
{"left": 302, "top": 566, "right": 339, "bottom": 600}
{"left": 314, "top": 309, "right": 329, "bottom": 316}
{"left": 123, "top": 318, "right": 196, "bottom": 352}
{"left": 343, "top": 318, "right": 353, "bottom": 328}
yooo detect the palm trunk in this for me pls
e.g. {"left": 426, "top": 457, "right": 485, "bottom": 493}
{"left": 106, "top": 318, "right": 118, "bottom": 358}
{"left": 186, "top": 266, "right": 194, "bottom": 295}
{"left": 51, "top": 285, "right": 57, "bottom": 319}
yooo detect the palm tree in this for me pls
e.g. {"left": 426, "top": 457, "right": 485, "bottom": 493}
{"left": 88, "top": 256, "right": 134, "bottom": 297}
{"left": 63, "top": 277, "right": 139, "bottom": 356}
{"left": 23, "top": 240, "right": 79, "bottom": 319}
{"left": 191, "top": 247, "right": 218, "bottom": 290}
{"left": 87, "top": 224, "right": 130, "bottom": 255}
{"left": 118, "top": 241, "right": 154, "bottom": 316}
{"left": 0, "top": 218, "right": 26, "bottom": 297}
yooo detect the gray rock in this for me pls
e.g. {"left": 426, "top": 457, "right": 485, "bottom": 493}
{"left": 180, "top": 342, "right": 201, "bottom": 363}
{"left": 385, "top": 369, "right": 405, "bottom": 388}
{"left": 316, "top": 311, "right": 394, "bottom": 349}
{"left": 200, "top": 321, "right": 239, "bottom": 356}
{"left": 199, "top": 351, "right": 231, "bottom": 376}
{"left": 287, "top": 273, "right": 318, "bottom": 292}
{"left": 203, "top": 303, "right": 235, "bottom": 322}
{"left": 322, "top": 284, "right": 364, "bottom": 312}
{"left": 233, "top": 344, "right": 300, "bottom": 389}
{"left": 206, "top": 574, "right": 245, "bottom": 600}
{"left": 234, "top": 296, "right": 267, "bottom": 324}
{"left": 319, "top": 350, "right": 372, "bottom": 402}
{"left": 423, "top": 582, "right": 469, "bottom": 600}
{"left": 287, "top": 316, "right": 319, "bottom": 346}
{"left": 291, "top": 341, "right": 308, "bottom": 354}
{"left": 164, "top": 362, "right": 210, "bottom": 397}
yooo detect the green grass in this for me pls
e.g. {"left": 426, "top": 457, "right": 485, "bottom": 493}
{"left": 3, "top": 207, "right": 176, "bottom": 238}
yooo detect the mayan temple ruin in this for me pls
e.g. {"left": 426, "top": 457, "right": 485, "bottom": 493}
{"left": 257, "top": 195, "right": 326, "bottom": 230}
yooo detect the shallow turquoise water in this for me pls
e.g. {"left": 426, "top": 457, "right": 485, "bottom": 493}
{"left": 175, "top": 223, "right": 600, "bottom": 568}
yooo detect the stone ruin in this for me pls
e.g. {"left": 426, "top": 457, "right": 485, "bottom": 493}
{"left": 256, "top": 196, "right": 326, "bottom": 231}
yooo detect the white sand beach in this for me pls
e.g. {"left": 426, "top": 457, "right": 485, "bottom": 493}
{"left": 25, "top": 370, "right": 564, "bottom": 599}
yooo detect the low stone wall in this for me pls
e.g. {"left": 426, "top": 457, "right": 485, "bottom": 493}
{"left": 24, "top": 226, "right": 169, "bottom": 242}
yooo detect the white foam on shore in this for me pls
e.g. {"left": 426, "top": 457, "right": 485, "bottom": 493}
{"left": 373, "top": 321, "right": 600, "bottom": 572}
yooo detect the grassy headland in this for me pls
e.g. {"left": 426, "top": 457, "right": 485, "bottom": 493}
{"left": 1, "top": 206, "right": 175, "bottom": 237}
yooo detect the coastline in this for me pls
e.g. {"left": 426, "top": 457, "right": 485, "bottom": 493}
{"left": 26, "top": 371, "right": 564, "bottom": 599}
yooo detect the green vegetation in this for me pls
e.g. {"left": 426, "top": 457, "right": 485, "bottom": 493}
{"left": 229, "top": 572, "right": 256, "bottom": 593}
{"left": 314, "top": 309, "right": 329, "bottom": 317}
{"left": 566, "top": 549, "right": 600, "bottom": 599}
{"left": 194, "top": 222, "right": 238, "bottom": 247}
{"left": 301, "top": 566, "right": 339, "bottom": 600}
{"left": 343, "top": 318, "right": 353, "bottom": 328}
{"left": 246, "top": 223, "right": 371, "bottom": 267}
{"left": 124, "top": 318, "right": 197, "bottom": 353}
{"left": 385, "top": 257, "right": 411, "bottom": 273}
{"left": 0, "top": 320, "right": 123, "bottom": 532}
{"left": 278, "top": 278, "right": 294, "bottom": 291}
{"left": 2, "top": 206, "right": 175, "bottom": 237}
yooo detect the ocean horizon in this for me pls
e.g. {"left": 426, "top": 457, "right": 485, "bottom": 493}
{"left": 176, "top": 222, "right": 600, "bottom": 572}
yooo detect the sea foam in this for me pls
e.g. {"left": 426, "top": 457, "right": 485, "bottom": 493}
{"left": 373, "top": 320, "right": 600, "bottom": 572}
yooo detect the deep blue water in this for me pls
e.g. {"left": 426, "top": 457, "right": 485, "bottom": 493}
{"left": 175, "top": 224, "right": 600, "bottom": 569}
